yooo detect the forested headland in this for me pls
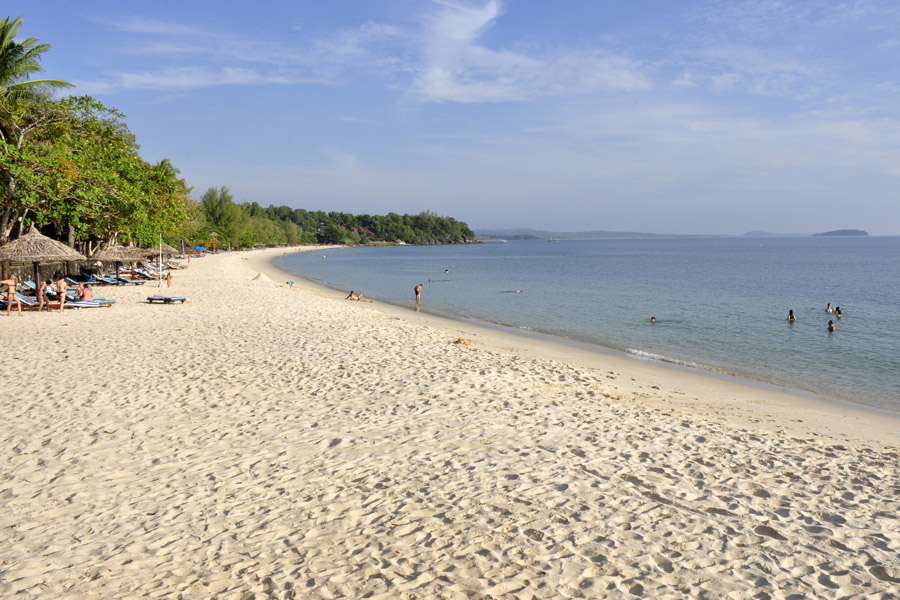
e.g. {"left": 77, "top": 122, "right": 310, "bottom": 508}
{"left": 0, "top": 16, "right": 473, "bottom": 255}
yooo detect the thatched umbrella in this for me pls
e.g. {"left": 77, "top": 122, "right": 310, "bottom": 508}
{"left": 159, "top": 242, "right": 178, "bottom": 256}
{"left": 0, "top": 224, "right": 86, "bottom": 286}
{"left": 93, "top": 244, "right": 149, "bottom": 284}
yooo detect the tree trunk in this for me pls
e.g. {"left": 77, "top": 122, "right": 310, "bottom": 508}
{"left": 66, "top": 223, "right": 77, "bottom": 276}
{"left": 1, "top": 175, "right": 15, "bottom": 243}
{"left": 0, "top": 206, "right": 9, "bottom": 244}
{"left": 16, "top": 208, "right": 29, "bottom": 237}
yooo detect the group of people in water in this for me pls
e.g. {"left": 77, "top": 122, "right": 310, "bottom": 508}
{"left": 786, "top": 303, "right": 842, "bottom": 332}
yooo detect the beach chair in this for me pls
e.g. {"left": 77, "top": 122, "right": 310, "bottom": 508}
{"left": 14, "top": 292, "right": 60, "bottom": 311}
{"left": 65, "top": 299, "right": 102, "bottom": 309}
{"left": 65, "top": 293, "right": 115, "bottom": 308}
{"left": 114, "top": 276, "right": 148, "bottom": 285}
{"left": 146, "top": 295, "right": 186, "bottom": 304}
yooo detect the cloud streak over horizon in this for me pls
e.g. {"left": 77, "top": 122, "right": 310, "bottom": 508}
{"left": 22, "top": 0, "right": 900, "bottom": 234}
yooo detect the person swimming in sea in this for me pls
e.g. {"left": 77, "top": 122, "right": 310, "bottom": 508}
{"left": 787, "top": 310, "right": 795, "bottom": 322}
{"left": 828, "top": 320, "right": 836, "bottom": 332}
{"left": 835, "top": 306, "right": 842, "bottom": 318}
{"left": 650, "top": 316, "right": 656, "bottom": 323}
{"left": 826, "top": 303, "right": 834, "bottom": 313}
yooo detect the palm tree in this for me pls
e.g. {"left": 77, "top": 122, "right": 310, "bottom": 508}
{"left": 0, "top": 16, "right": 73, "bottom": 101}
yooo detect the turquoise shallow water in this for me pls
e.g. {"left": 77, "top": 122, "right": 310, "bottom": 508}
{"left": 277, "top": 237, "right": 900, "bottom": 413}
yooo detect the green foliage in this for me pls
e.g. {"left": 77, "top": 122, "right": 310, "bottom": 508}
{"left": 190, "top": 187, "right": 474, "bottom": 249}
{"left": 0, "top": 94, "right": 190, "bottom": 247}
{"left": 0, "top": 16, "right": 73, "bottom": 101}
{"left": 0, "top": 17, "right": 472, "bottom": 253}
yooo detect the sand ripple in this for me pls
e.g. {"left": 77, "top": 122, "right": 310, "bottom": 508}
{"left": 1, "top": 250, "right": 898, "bottom": 599}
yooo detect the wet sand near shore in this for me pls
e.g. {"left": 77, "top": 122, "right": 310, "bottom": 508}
{"left": 1, "top": 247, "right": 898, "bottom": 599}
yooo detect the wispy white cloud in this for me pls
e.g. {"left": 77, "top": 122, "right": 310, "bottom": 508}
{"left": 318, "top": 148, "right": 359, "bottom": 169}
{"left": 87, "top": 2, "right": 654, "bottom": 103}
{"left": 82, "top": 15, "right": 403, "bottom": 93}
{"left": 91, "top": 15, "right": 214, "bottom": 37}
{"left": 410, "top": 1, "right": 651, "bottom": 102}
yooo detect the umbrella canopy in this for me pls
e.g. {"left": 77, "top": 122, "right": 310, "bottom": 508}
{"left": 192, "top": 245, "right": 208, "bottom": 252}
{"left": 92, "top": 244, "right": 149, "bottom": 263}
{"left": 92, "top": 244, "right": 151, "bottom": 285}
{"left": 0, "top": 224, "right": 86, "bottom": 262}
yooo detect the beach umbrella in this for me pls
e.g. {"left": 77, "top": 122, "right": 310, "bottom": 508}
{"left": 159, "top": 242, "right": 178, "bottom": 256}
{"left": 93, "top": 244, "right": 149, "bottom": 284}
{"left": 192, "top": 245, "right": 208, "bottom": 252}
{"left": 0, "top": 224, "right": 86, "bottom": 286}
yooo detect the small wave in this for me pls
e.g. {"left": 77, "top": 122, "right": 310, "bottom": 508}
{"left": 625, "top": 349, "right": 717, "bottom": 373}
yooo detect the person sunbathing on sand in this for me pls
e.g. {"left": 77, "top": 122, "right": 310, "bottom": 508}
{"left": 345, "top": 290, "right": 373, "bottom": 302}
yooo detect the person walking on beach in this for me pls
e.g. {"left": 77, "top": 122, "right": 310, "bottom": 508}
{"left": 2, "top": 274, "right": 22, "bottom": 316}
{"left": 828, "top": 320, "right": 836, "bottom": 332}
{"left": 787, "top": 310, "right": 795, "bottom": 322}
{"left": 56, "top": 274, "right": 67, "bottom": 312}
{"left": 38, "top": 280, "right": 50, "bottom": 312}
{"left": 414, "top": 283, "right": 422, "bottom": 303}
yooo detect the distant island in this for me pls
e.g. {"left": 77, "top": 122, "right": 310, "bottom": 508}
{"left": 813, "top": 229, "right": 868, "bottom": 237}
{"left": 474, "top": 228, "right": 709, "bottom": 240}
{"left": 475, "top": 228, "right": 874, "bottom": 240}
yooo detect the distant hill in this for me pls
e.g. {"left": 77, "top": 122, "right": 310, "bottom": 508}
{"left": 474, "top": 228, "right": 708, "bottom": 240}
{"left": 813, "top": 229, "right": 868, "bottom": 237}
{"left": 739, "top": 231, "right": 809, "bottom": 238}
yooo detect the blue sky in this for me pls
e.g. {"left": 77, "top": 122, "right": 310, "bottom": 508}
{"left": 17, "top": 1, "right": 900, "bottom": 234}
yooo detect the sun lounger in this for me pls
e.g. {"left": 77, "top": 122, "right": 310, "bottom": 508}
{"left": 12, "top": 292, "right": 60, "bottom": 311}
{"left": 64, "top": 293, "right": 115, "bottom": 307}
{"left": 147, "top": 295, "right": 186, "bottom": 304}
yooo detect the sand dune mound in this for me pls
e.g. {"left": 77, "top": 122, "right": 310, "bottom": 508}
{"left": 252, "top": 272, "right": 272, "bottom": 282}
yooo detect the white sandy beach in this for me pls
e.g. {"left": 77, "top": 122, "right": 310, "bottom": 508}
{"left": 1, "top": 247, "right": 898, "bottom": 599}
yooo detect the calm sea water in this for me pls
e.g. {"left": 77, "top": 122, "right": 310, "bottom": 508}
{"left": 277, "top": 237, "right": 900, "bottom": 413}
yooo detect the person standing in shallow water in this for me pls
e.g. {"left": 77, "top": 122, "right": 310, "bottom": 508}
{"left": 414, "top": 283, "right": 422, "bottom": 303}
{"left": 787, "top": 310, "right": 795, "bottom": 322}
{"left": 828, "top": 320, "right": 836, "bottom": 332}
